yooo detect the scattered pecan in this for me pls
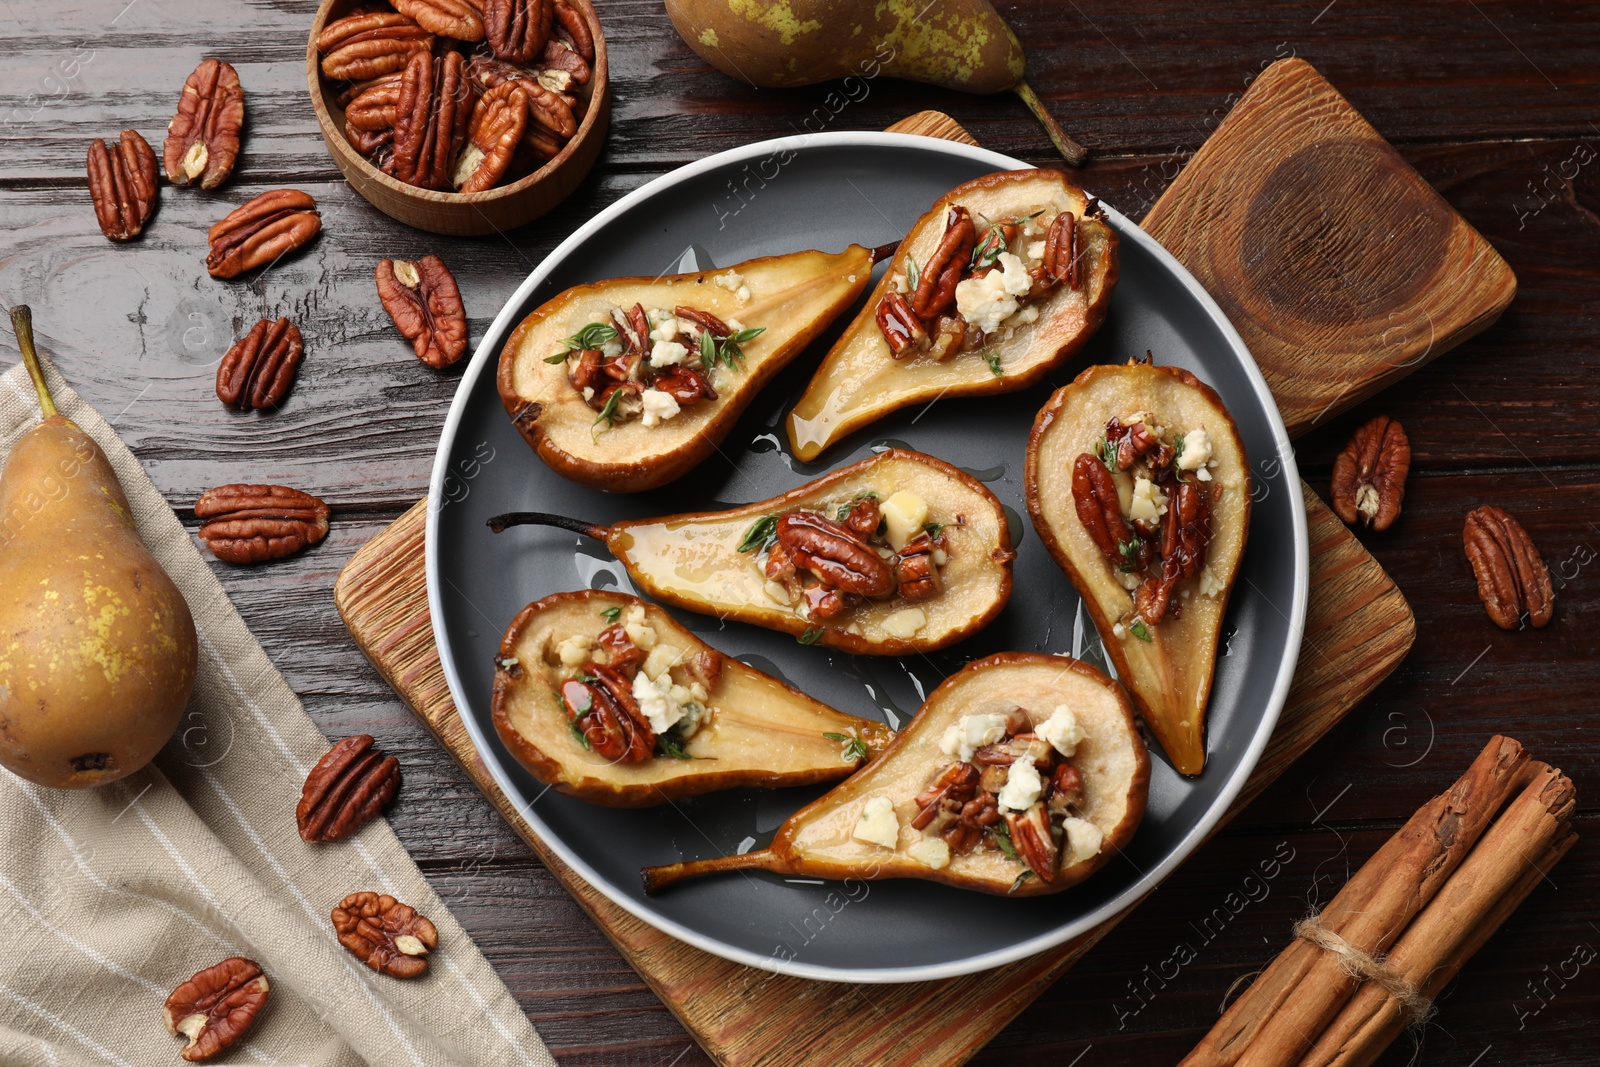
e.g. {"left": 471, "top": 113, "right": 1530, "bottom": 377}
{"left": 332, "top": 892, "right": 438, "bottom": 978}
{"left": 297, "top": 734, "right": 401, "bottom": 842}
{"left": 1331, "top": 415, "right": 1410, "bottom": 531}
{"left": 688, "top": 649, "right": 723, "bottom": 689}
{"left": 594, "top": 622, "right": 642, "bottom": 675}
{"left": 776, "top": 512, "right": 895, "bottom": 598}
{"left": 86, "top": 129, "right": 158, "bottom": 242}
{"left": 560, "top": 666, "right": 654, "bottom": 762}
{"left": 803, "top": 583, "right": 847, "bottom": 620}
{"left": 164, "top": 957, "right": 269, "bottom": 1062}
{"left": 911, "top": 762, "right": 979, "bottom": 830}
{"left": 485, "top": 0, "right": 550, "bottom": 64}
{"left": 911, "top": 205, "right": 976, "bottom": 320}
{"left": 672, "top": 305, "right": 731, "bottom": 338}
{"left": 375, "top": 254, "right": 469, "bottom": 368}
{"left": 1135, "top": 479, "right": 1212, "bottom": 624}
{"left": 344, "top": 73, "right": 404, "bottom": 132}
{"left": 841, "top": 496, "right": 880, "bottom": 538}
{"left": 1463, "top": 505, "right": 1554, "bottom": 630}
{"left": 392, "top": 0, "right": 486, "bottom": 41}
{"left": 163, "top": 58, "right": 244, "bottom": 189}
{"left": 876, "top": 291, "right": 925, "bottom": 356}
{"left": 216, "top": 317, "right": 304, "bottom": 412}
{"left": 1105, "top": 416, "right": 1164, "bottom": 471}
{"left": 650, "top": 364, "right": 718, "bottom": 404}
{"left": 1006, "top": 803, "right": 1059, "bottom": 882}
{"left": 551, "top": 0, "right": 594, "bottom": 60}
{"left": 454, "top": 84, "right": 527, "bottom": 192}
{"left": 318, "top": 11, "right": 434, "bottom": 81}
{"left": 924, "top": 314, "right": 965, "bottom": 362}
{"left": 195, "top": 483, "right": 331, "bottom": 564}
{"left": 1071, "top": 452, "right": 1132, "bottom": 563}
{"left": 387, "top": 50, "right": 471, "bottom": 191}
{"left": 206, "top": 189, "right": 321, "bottom": 279}
{"left": 894, "top": 532, "right": 941, "bottom": 601}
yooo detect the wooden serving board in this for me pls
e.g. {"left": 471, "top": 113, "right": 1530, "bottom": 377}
{"left": 335, "top": 63, "right": 1512, "bottom": 1066}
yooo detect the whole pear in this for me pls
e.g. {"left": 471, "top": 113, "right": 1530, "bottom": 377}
{"left": 0, "top": 307, "right": 197, "bottom": 788}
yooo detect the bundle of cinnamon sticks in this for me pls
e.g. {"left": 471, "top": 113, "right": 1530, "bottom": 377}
{"left": 1183, "top": 735, "right": 1577, "bottom": 1067}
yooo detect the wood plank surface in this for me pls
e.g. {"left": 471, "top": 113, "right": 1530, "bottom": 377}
{"left": 3, "top": 1, "right": 1597, "bottom": 1063}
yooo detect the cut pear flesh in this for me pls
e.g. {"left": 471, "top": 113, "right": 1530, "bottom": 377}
{"left": 786, "top": 169, "right": 1119, "bottom": 462}
{"left": 492, "top": 591, "right": 892, "bottom": 806}
{"left": 499, "top": 244, "right": 877, "bottom": 492}
{"left": 641, "top": 653, "right": 1150, "bottom": 896}
{"left": 488, "top": 449, "right": 1016, "bottom": 655}
{"left": 1024, "top": 359, "right": 1251, "bottom": 776}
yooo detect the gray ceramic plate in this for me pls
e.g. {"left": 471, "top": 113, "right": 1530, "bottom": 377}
{"left": 427, "top": 133, "right": 1309, "bottom": 983}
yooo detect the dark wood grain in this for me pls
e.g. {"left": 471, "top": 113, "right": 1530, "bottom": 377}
{"left": 4, "top": 1, "right": 1598, "bottom": 1063}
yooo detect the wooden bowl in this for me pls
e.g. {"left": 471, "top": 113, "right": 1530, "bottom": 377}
{"left": 306, "top": 0, "right": 609, "bottom": 236}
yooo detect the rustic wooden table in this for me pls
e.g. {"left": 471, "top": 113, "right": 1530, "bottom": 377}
{"left": 4, "top": 2, "right": 1597, "bottom": 1063}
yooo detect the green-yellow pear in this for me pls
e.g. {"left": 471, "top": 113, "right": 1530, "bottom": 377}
{"left": 0, "top": 307, "right": 198, "bottom": 789}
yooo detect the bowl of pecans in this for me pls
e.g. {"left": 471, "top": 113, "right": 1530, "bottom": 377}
{"left": 306, "top": 0, "right": 608, "bottom": 236}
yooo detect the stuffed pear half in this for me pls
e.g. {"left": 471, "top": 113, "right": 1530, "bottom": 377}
{"left": 1025, "top": 357, "right": 1251, "bottom": 776}
{"left": 642, "top": 653, "right": 1150, "bottom": 897}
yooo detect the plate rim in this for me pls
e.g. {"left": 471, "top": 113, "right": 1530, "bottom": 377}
{"left": 426, "top": 130, "right": 1310, "bottom": 983}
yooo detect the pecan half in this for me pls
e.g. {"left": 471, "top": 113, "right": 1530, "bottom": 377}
{"left": 164, "top": 58, "right": 244, "bottom": 189}
{"left": 388, "top": 50, "right": 472, "bottom": 191}
{"left": 86, "top": 129, "right": 158, "bottom": 242}
{"left": 594, "top": 622, "right": 642, "bottom": 674}
{"left": 673, "top": 305, "right": 731, "bottom": 338}
{"left": 454, "top": 84, "right": 527, "bottom": 191}
{"left": 1072, "top": 452, "right": 1132, "bottom": 563}
{"left": 318, "top": 11, "right": 433, "bottom": 81}
{"left": 876, "top": 291, "right": 926, "bottom": 356}
{"left": 560, "top": 666, "right": 654, "bottom": 762}
{"left": 344, "top": 72, "right": 404, "bottom": 132}
{"left": 1040, "top": 210, "right": 1079, "bottom": 289}
{"left": 465, "top": 54, "right": 576, "bottom": 142}
{"left": 195, "top": 483, "right": 331, "bottom": 564}
{"left": 1006, "top": 803, "right": 1059, "bottom": 882}
{"left": 392, "top": 0, "right": 486, "bottom": 41}
{"left": 650, "top": 364, "right": 718, "bottom": 404}
{"left": 1331, "top": 415, "right": 1410, "bottom": 531}
{"left": 206, "top": 189, "right": 321, "bottom": 279}
{"left": 911, "top": 762, "right": 979, "bottom": 829}
{"left": 911, "top": 205, "right": 976, "bottom": 320}
{"left": 551, "top": 0, "right": 594, "bottom": 61}
{"left": 297, "top": 734, "right": 401, "bottom": 842}
{"left": 216, "top": 317, "right": 304, "bottom": 411}
{"left": 541, "top": 34, "right": 591, "bottom": 87}
{"left": 1463, "top": 505, "right": 1554, "bottom": 630}
{"left": 376, "top": 255, "right": 469, "bottom": 368}
{"left": 894, "top": 532, "right": 941, "bottom": 601}
{"left": 332, "top": 892, "right": 438, "bottom": 979}
{"left": 164, "top": 957, "right": 269, "bottom": 1062}
{"left": 485, "top": 0, "right": 550, "bottom": 63}
{"left": 776, "top": 512, "right": 895, "bottom": 598}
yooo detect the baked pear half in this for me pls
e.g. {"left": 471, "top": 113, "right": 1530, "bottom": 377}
{"left": 1025, "top": 357, "right": 1251, "bottom": 776}
{"left": 642, "top": 653, "right": 1150, "bottom": 896}
{"left": 488, "top": 449, "right": 1015, "bottom": 655}
{"left": 492, "top": 591, "right": 893, "bottom": 806}
{"left": 499, "top": 244, "right": 881, "bottom": 491}
{"left": 786, "top": 169, "right": 1119, "bottom": 461}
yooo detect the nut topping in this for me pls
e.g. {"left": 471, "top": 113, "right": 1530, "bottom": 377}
{"left": 1039, "top": 210, "right": 1080, "bottom": 289}
{"left": 776, "top": 512, "right": 896, "bottom": 599}
{"left": 1463, "top": 505, "right": 1554, "bottom": 630}
{"left": 392, "top": 0, "right": 486, "bottom": 41}
{"left": 485, "top": 0, "right": 551, "bottom": 64}
{"left": 1071, "top": 452, "right": 1132, "bottom": 562}
{"left": 1005, "top": 803, "right": 1059, "bottom": 883}
{"left": 331, "top": 892, "right": 438, "bottom": 978}
{"left": 195, "top": 483, "right": 331, "bottom": 564}
{"left": 1331, "top": 414, "right": 1410, "bottom": 531}
{"left": 376, "top": 254, "right": 470, "bottom": 368}
{"left": 86, "top": 129, "right": 158, "bottom": 242}
{"left": 297, "top": 734, "right": 401, "bottom": 842}
{"left": 216, "top": 317, "right": 304, "bottom": 412}
{"left": 164, "top": 957, "right": 269, "bottom": 1062}
{"left": 317, "top": 11, "right": 434, "bottom": 81}
{"left": 561, "top": 665, "right": 655, "bottom": 762}
{"left": 163, "top": 58, "right": 244, "bottom": 189}
{"left": 911, "top": 205, "right": 977, "bottom": 320}
{"left": 206, "top": 189, "right": 322, "bottom": 279}
{"left": 387, "top": 50, "right": 471, "bottom": 191}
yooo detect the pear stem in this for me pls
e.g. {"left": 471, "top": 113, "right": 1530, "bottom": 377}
{"left": 8, "top": 306, "right": 58, "bottom": 419}
{"left": 486, "top": 511, "right": 609, "bottom": 540}
{"left": 869, "top": 239, "right": 902, "bottom": 264}
{"left": 1013, "top": 79, "right": 1089, "bottom": 168}
{"left": 640, "top": 849, "right": 786, "bottom": 894}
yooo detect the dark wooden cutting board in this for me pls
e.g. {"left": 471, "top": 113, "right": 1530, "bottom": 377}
{"left": 335, "top": 60, "right": 1512, "bottom": 1066}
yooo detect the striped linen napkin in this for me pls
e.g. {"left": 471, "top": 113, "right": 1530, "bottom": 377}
{"left": 0, "top": 356, "right": 555, "bottom": 1066}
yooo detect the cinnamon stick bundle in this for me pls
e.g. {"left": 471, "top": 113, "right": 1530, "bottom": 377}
{"left": 1182, "top": 736, "right": 1577, "bottom": 1067}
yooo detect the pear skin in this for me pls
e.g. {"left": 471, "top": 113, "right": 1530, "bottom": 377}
{"left": 1025, "top": 359, "right": 1251, "bottom": 776}
{"left": 786, "top": 170, "right": 1118, "bottom": 462}
{"left": 488, "top": 448, "right": 1015, "bottom": 655}
{"left": 0, "top": 308, "right": 198, "bottom": 789}
{"left": 642, "top": 652, "right": 1150, "bottom": 896}
{"left": 499, "top": 245, "right": 878, "bottom": 492}
{"left": 492, "top": 591, "right": 893, "bottom": 806}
